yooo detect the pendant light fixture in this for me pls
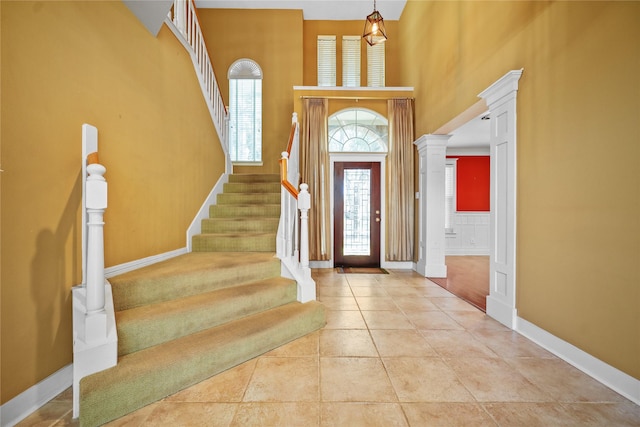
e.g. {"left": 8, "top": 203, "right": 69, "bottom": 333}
{"left": 362, "top": 0, "right": 387, "bottom": 46}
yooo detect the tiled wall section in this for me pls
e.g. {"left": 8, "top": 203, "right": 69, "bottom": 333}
{"left": 445, "top": 213, "right": 490, "bottom": 255}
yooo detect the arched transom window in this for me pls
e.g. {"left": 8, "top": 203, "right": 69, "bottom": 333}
{"left": 328, "top": 108, "right": 388, "bottom": 152}
{"left": 228, "top": 59, "right": 262, "bottom": 163}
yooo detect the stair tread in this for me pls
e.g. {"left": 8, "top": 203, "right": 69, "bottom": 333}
{"left": 80, "top": 301, "right": 325, "bottom": 426}
{"left": 116, "top": 276, "right": 295, "bottom": 321}
{"left": 109, "top": 252, "right": 281, "bottom": 311}
{"left": 111, "top": 301, "right": 323, "bottom": 375}
{"left": 116, "top": 277, "right": 297, "bottom": 356}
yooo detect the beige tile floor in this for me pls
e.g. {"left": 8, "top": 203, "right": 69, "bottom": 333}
{"left": 18, "top": 269, "right": 640, "bottom": 426}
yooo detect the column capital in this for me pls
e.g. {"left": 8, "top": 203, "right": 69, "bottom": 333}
{"left": 414, "top": 134, "right": 451, "bottom": 152}
{"left": 478, "top": 69, "right": 523, "bottom": 107}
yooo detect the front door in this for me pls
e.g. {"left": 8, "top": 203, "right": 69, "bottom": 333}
{"left": 334, "top": 162, "right": 381, "bottom": 267}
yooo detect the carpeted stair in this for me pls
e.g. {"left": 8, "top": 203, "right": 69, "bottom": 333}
{"left": 192, "top": 174, "right": 282, "bottom": 252}
{"left": 79, "top": 174, "right": 325, "bottom": 427}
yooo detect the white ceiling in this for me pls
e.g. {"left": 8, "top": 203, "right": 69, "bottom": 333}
{"left": 195, "top": 0, "right": 407, "bottom": 20}
{"left": 447, "top": 113, "right": 490, "bottom": 152}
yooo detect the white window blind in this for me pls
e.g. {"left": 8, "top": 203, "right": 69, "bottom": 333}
{"left": 317, "top": 35, "right": 336, "bottom": 87}
{"left": 445, "top": 159, "right": 457, "bottom": 232}
{"left": 367, "top": 39, "right": 385, "bottom": 87}
{"left": 228, "top": 59, "right": 263, "bottom": 163}
{"left": 342, "top": 36, "right": 361, "bottom": 87}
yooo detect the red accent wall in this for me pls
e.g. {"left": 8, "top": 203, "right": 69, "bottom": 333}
{"left": 450, "top": 156, "right": 490, "bottom": 211}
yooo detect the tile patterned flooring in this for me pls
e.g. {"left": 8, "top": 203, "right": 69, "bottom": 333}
{"left": 18, "top": 269, "right": 640, "bottom": 426}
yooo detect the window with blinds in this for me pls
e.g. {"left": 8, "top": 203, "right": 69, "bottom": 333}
{"left": 445, "top": 159, "right": 457, "bottom": 232}
{"left": 342, "top": 36, "right": 361, "bottom": 87}
{"left": 367, "top": 39, "right": 385, "bottom": 87}
{"left": 228, "top": 59, "right": 263, "bottom": 163}
{"left": 317, "top": 35, "right": 336, "bottom": 86}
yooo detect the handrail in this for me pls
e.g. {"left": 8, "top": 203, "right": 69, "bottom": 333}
{"left": 286, "top": 120, "right": 297, "bottom": 155}
{"left": 280, "top": 154, "right": 299, "bottom": 199}
{"left": 167, "top": 0, "right": 229, "bottom": 159}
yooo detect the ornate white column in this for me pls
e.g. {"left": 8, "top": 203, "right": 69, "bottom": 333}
{"left": 414, "top": 134, "right": 451, "bottom": 278}
{"left": 478, "top": 69, "right": 523, "bottom": 328}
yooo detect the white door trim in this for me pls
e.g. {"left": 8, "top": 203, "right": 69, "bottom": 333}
{"left": 479, "top": 69, "right": 524, "bottom": 328}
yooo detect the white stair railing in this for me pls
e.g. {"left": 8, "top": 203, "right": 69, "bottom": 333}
{"left": 166, "top": 0, "right": 230, "bottom": 171}
{"left": 277, "top": 113, "right": 316, "bottom": 302}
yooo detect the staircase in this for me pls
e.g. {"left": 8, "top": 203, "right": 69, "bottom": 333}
{"left": 78, "top": 174, "right": 325, "bottom": 427}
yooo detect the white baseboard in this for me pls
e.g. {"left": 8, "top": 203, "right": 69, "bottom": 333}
{"left": 0, "top": 364, "right": 72, "bottom": 427}
{"left": 104, "top": 247, "right": 187, "bottom": 278}
{"left": 486, "top": 295, "right": 517, "bottom": 329}
{"left": 516, "top": 317, "right": 640, "bottom": 405}
{"left": 381, "top": 261, "right": 414, "bottom": 270}
{"left": 186, "top": 173, "right": 228, "bottom": 251}
{"left": 309, "top": 260, "right": 333, "bottom": 269}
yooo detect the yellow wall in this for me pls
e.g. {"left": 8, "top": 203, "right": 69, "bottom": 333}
{"left": 1, "top": 1, "right": 224, "bottom": 403}
{"left": 2, "top": 0, "right": 638, "bottom": 408}
{"left": 399, "top": 0, "right": 640, "bottom": 379}
{"left": 303, "top": 20, "right": 401, "bottom": 87}
{"left": 197, "top": 9, "right": 304, "bottom": 174}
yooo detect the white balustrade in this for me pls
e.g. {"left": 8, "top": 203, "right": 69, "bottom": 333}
{"left": 167, "top": 0, "right": 228, "bottom": 154}
{"left": 276, "top": 114, "right": 316, "bottom": 302}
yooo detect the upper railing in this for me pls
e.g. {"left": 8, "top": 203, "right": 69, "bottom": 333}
{"left": 277, "top": 113, "right": 316, "bottom": 302}
{"left": 167, "top": 0, "right": 229, "bottom": 159}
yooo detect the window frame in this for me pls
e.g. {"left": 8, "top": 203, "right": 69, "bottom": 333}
{"left": 445, "top": 158, "right": 458, "bottom": 233}
{"left": 317, "top": 35, "right": 337, "bottom": 87}
{"left": 228, "top": 59, "right": 263, "bottom": 165}
{"left": 367, "top": 39, "right": 385, "bottom": 87}
{"left": 342, "top": 35, "right": 361, "bottom": 87}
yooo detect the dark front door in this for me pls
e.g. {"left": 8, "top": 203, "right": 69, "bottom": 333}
{"left": 334, "top": 162, "right": 381, "bottom": 267}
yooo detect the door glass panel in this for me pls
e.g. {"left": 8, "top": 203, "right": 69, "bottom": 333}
{"left": 343, "top": 169, "right": 371, "bottom": 255}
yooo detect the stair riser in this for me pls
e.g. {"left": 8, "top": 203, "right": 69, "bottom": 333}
{"left": 116, "top": 279, "right": 298, "bottom": 356}
{"left": 201, "top": 218, "right": 279, "bottom": 233}
{"left": 228, "top": 174, "right": 280, "bottom": 183}
{"left": 223, "top": 182, "right": 281, "bottom": 193}
{"left": 209, "top": 204, "right": 280, "bottom": 218}
{"left": 111, "top": 257, "right": 281, "bottom": 311}
{"left": 192, "top": 234, "right": 276, "bottom": 252}
{"left": 217, "top": 193, "right": 280, "bottom": 205}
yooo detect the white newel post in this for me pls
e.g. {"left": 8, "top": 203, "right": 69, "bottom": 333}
{"left": 298, "top": 183, "right": 310, "bottom": 271}
{"left": 296, "top": 183, "right": 316, "bottom": 302}
{"left": 73, "top": 125, "right": 117, "bottom": 419}
{"left": 85, "top": 163, "right": 107, "bottom": 315}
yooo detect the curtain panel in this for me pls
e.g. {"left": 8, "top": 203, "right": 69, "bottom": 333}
{"left": 301, "top": 98, "right": 332, "bottom": 261}
{"left": 386, "top": 99, "right": 415, "bottom": 261}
